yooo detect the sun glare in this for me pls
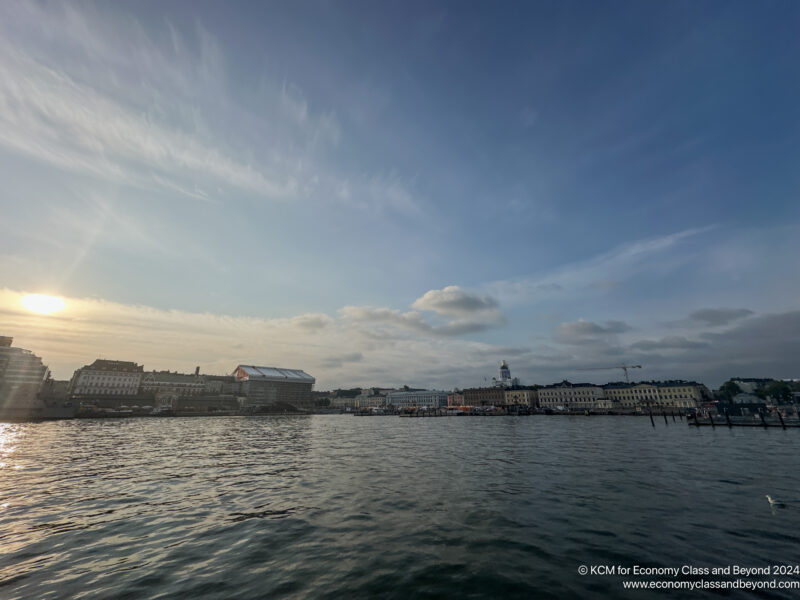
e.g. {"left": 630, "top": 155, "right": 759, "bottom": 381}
{"left": 21, "top": 294, "right": 66, "bottom": 315}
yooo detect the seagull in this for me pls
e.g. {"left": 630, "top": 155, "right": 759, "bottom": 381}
{"left": 766, "top": 495, "right": 787, "bottom": 509}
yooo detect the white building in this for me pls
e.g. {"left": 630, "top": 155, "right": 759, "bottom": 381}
{"left": 70, "top": 359, "right": 144, "bottom": 397}
{"left": 385, "top": 390, "right": 448, "bottom": 409}
{"left": 603, "top": 381, "right": 707, "bottom": 410}
{"left": 653, "top": 381, "right": 708, "bottom": 408}
{"left": 491, "top": 360, "right": 519, "bottom": 388}
{"left": 603, "top": 382, "right": 659, "bottom": 409}
{"left": 353, "top": 388, "right": 394, "bottom": 408}
{"left": 538, "top": 381, "right": 605, "bottom": 410}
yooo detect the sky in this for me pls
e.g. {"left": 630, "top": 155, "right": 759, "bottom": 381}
{"left": 1, "top": 0, "right": 799, "bottom": 389}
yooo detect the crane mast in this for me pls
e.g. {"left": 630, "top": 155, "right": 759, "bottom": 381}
{"left": 574, "top": 364, "right": 642, "bottom": 383}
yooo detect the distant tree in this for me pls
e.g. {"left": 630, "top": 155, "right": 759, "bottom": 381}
{"left": 765, "top": 380, "right": 793, "bottom": 404}
{"left": 719, "top": 381, "right": 742, "bottom": 401}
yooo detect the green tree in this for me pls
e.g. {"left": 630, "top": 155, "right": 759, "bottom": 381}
{"left": 718, "top": 381, "right": 742, "bottom": 401}
{"left": 765, "top": 380, "right": 792, "bottom": 404}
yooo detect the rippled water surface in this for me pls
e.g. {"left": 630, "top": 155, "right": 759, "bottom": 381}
{"left": 1, "top": 415, "right": 799, "bottom": 599}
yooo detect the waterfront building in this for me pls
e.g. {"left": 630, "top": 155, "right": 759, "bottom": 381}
{"left": 203, "top": 374, "right": 242, "bottom": 396}
{"left": 538, "top": 381, "right": 605, "bottom": 410}
{"left": 0, "top": 337, "right": 49, "bottom": 411}
{"left": 233, "top": 365, "right": 315, "bottom": 410}
{"left": 602, "top": 381, "right": 707, "bottom": 410}
{"left": 504, "top": 388, "right": 537, "bottom": 407}
{"left": 385, "top": 390, "right": 448, "bottom": 409}
{"left": 141, "top": 370, "right": 206, "bottom": 408}
{"left": 69, "top": 359, "right": 144, "bottom": 397}
{"left": 462, "top": 387, "right": 506, "bottom": 406}
{"left": 0, "top": 339, "right": 74, "bottom": 420}
{"left": 329, "top": 395, "right": 356, "bottom": 410}
{"left": 447, "top": 391, "right": 465, "bottom": 407}
{"left": 603, "top": 382, "right": 659, "bottom": 410}
{"left": 353, "top": 388, "right": 392, "bottom": 408}
{"left": 654, "top": 381, "right": 708, "bottom": 408}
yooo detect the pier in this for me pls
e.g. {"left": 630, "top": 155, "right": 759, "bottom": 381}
{"left": 688, "top": 411, "right": 800, "bottom": 429}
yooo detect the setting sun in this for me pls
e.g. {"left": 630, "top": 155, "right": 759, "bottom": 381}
{"left": 20, "top": 294, "right": 66, "bottom": 315}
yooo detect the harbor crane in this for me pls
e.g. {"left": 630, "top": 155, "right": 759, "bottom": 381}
{"left": 575, "top": 364, "right": 642, "bottom": 383}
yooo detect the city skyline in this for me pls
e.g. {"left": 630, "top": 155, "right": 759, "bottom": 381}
{"left": 1, "top": 2, "right": 799, "bottom": 389}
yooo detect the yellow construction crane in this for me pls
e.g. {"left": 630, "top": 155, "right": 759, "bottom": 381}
{"left": 575, "top": 364, "right": 642, "bottom": 383}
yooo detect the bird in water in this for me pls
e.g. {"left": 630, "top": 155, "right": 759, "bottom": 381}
{"left": 766, "top": 495, "right": 787, "bottom": 509}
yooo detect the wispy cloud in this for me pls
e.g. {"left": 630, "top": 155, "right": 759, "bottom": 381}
{"left": 629, "top": 336, "right": 709, "bottom": 351}
{"left": 321, "top": 352, "right": 364, "bottom": 369}
{"left": 556, "top": 319, "right": 631, "bottom": 340}
{"left": 0, "top": 289, "right": 513, "bottom": 388}
{"left": 486, "top": 225, "right": 717, "bottom": 305}
{"left": 686, "top": 308, "right": 754, "bottom": 327}
{"left": 0, "top": 39, "right": 293, "bottom": 199}
{"left": 0, "top": 2, "right": 419, "bottom": 218}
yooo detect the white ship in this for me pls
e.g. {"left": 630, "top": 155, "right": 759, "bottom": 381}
{"left": 0, "top": 336, "right": 75, "bottom": 421}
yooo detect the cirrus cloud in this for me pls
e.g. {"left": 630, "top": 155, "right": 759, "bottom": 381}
{"left": 557, "top": 318, "right": 631, "bottom": 340}
{"left": 688, "top": 308, "right": 754, "bottom": 327}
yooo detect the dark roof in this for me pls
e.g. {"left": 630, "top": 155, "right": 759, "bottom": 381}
{"left": 86, "top": 359, "right": 143, "bottom": 372}
{"left": 541, "top": 381, "right": 599, "bottom": 389}
{"left": 603, "top": 380, "right": 703, "bottom": 389}
{"left": 204, "top": 374, "right": 236, "bottom": 382}
{"left": 143, "top": 371, "right": 202, "bottom": 383}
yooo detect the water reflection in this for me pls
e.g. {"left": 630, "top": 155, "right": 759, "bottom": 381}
{"left": 0, "top": 416, "right": 798, "bottom": 598}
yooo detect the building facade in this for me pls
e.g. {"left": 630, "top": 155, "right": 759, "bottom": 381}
{"left": 353, "top": 388, "right": 394, "bottom": 408}
{"left": 203, "top": 375, "right": 242, "bottom": 396}
{"left": 385, "top": 390, "right": 448, "bottom": 409}
{"left": 329, "top": 395, "right": 357, "bottom": 410}
{"left": 538, "top": 381, "right": 605, "bottom": 410}
{"left": 462, "top": 387, "right": 506, "bottom": 406}
{"left": 447, "top": 391, "right": 465, "bottom": 407}
{"left": 603, "top": 382, "right": 659, "bottom": 409}
{"left": 601, "top": 381, "right": 707, "bottom": 410}
{"left": 69, "top": 359, "right": 144, "bottom": 397}
{"left": 0, "top": 337, "right": 49, "bottom": 410}
{"left": 233, "top": 365, "right": 315, "bottom": 409}
{"left": 140, "top": 370, "right": 207, "bottom": 407}
{"left": 653, "top": 381, "right": 708, "bottom": 408}
{"left": 504, "top": 388, "right": 538, "bottom": 407}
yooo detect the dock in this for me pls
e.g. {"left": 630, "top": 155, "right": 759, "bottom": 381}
{"left": 689, "top": 412, "right": 800, "bottom": 429}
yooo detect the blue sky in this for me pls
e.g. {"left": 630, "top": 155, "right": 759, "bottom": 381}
{"left": 1, "top": 1, "right": 798, "bottom": 388}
